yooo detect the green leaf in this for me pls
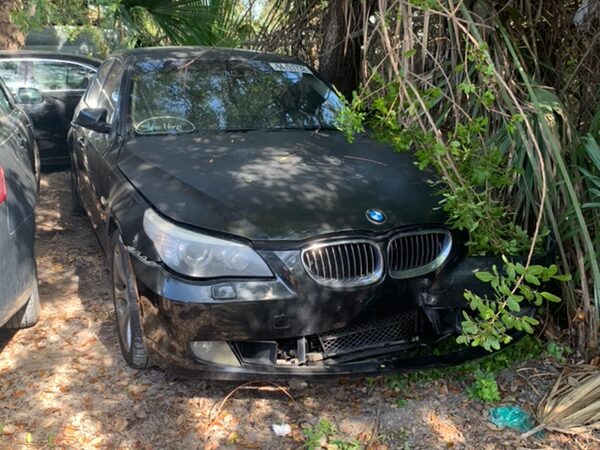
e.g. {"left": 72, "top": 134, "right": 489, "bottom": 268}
{"left": 528, "top": 265, "right": 544, "bottom": 275}
{"left": 506, "top": 296, "right": 521, "bottom": 312}
{"left": 506, "top": 265, "right": 516, "bottom": 280}
{"left": 523, "top": 316, "right": 539, "bottom": 325}
{"left": 522, "top": 321, "right": 534, "bottom": 334}
{"left": 553, "top": 274, "right": 572, "bottom": 282}
{"left": 475, "top": 271, "right": 495, "bottom": 282}
{"left": 498, "top": 283, "right": 511, "bottom": 296}
{"left": 541, "top": 291, "right": 561, "bottom": 303}
{"left": 458, "top": 82, "right": 477, "bottom": 95}
{"left": 524, "top": 273, "right": 540, "bottom": 286}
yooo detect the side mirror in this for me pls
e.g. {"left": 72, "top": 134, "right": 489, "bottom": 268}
{"left": 16, "top": 87, "right": 43, "bottom": 105}
{"left": 75, "top": 108, "right": 111, "bottom": 133}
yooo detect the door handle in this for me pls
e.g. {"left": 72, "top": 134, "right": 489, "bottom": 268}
{"left": 77, "top": 136, "right": 87, "bottom": 146}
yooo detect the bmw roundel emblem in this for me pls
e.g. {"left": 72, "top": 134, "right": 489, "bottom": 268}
{"left": 366, "top": 209, "right": 386, "bottom": 224}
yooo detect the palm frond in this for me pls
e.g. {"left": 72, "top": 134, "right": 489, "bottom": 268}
{"left": 249, "top": 0, "right": 600, "bottom": 350}
{"left": 121, "top": 0, "right": 240, "bottom": 47}
{"left": 523, "top": 367, "right": 600, "bottom": 436}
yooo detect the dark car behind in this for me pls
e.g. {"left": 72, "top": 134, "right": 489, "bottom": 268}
{"left": 0, "top": 51, "right": 100, "bottom": 168}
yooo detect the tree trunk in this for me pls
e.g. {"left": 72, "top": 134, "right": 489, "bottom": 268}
{"left": 0, "top": 1, "right": 25, "bottom": 50}
{"left": 318, "top": 0, "right": 363, "bottom": 99}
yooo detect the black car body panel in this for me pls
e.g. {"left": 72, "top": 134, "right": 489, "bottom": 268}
{"left": 0, "top": 82, "right": 38, "bottom": 327}
{"left": 0, "top": 51, "right": 100, "bottom": 168}
{"left": 69, "top": 46, "right": 530, "bottom": 377}
{"left": 117, "top": 131, "right": 444, "bottom": 241}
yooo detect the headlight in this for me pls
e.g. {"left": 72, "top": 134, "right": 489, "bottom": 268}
{"left": 143, "top": 209, "right": 272, "bottom": 278}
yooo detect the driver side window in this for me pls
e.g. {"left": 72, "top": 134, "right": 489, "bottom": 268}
{"left": 97, "top": 60, "right": 123, "bottom": 126}
{"left": 84, "top": 60, "right": 114, "bottom": 108}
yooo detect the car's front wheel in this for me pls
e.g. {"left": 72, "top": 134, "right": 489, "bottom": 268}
{"left": 111, "top": 234, "right": 151, "bottom": 369}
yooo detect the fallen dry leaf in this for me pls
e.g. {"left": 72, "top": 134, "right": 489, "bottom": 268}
{"left": 226, "top": 431, "right": 240, "bottom": 444}
{"left": 89, "top": 435, "right": 104, "bottom": 447}
{"left": 2, "top": 424, "right": 16, "bottom": 435}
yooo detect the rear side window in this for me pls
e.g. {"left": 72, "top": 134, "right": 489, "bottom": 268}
{"left": 28, "top": 61, "right": 95, "bottom": 91}
{"left": 0, "top": 61, "right": 23, "bottom": 94}
{"left": 0, "top": 88, "right": 11, "bottom": 114}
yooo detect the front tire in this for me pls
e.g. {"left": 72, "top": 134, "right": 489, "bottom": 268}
{"left": 111, "top": 234, "right": 151, "bottom": 369}
{"left": 4, "top": 281, "right": 40, "bottom": 329}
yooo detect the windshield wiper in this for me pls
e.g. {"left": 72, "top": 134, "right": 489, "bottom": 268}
{"left": 219, "top": 126, "right": 338, "bottom": 133}
{"left": 221, "top": 127, "right": 262, "bottom": 132}
{"left": 266, "top": 126, "right": 337, "bottom": 132}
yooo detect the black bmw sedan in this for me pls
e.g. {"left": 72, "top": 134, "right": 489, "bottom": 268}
{"left": 69, "top": 47, "right": 506, "bottom": 377}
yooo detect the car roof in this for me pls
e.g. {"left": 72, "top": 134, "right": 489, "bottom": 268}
{"left": 0, "top": 50, "right": 101, "bottom": 67}
{"left": 111, "top": 46, "right": 302, "bottom": 65}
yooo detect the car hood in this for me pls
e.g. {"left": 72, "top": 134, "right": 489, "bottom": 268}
{"left": 117, "top": 130, "right": 445, "bottom": 241}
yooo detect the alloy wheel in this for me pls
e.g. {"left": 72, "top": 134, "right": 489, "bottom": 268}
{"left": 113, "top": 242, "right": 133, "bottom": 353}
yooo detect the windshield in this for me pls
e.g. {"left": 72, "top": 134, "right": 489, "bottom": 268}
{"left": 131, "top": 59, "right": 343, "bottom": 135}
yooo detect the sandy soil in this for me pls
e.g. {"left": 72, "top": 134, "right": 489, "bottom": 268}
{"left": 0, "top": 172, "right": 596, "bottom": 449}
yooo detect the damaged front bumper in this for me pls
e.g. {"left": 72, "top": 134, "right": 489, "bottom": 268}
{"left": 128, "top": 241, "right": 534, "bottom": 378}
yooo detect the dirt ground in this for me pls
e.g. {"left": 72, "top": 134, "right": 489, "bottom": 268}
{"left": 0, "top": 172, "right": 597, "bottom": 449}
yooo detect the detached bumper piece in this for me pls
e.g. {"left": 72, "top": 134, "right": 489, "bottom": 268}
{"left": 317, "top": 310, "right": 418, "bottom": 358}
{"left": 188, "top": 321, "right": 423, "bottom": 367}
{"left": 209, "top": 308, "right": 451, "bottom": 371}
{"left": 146, "top": 306, "right": 503, "bottom": 379}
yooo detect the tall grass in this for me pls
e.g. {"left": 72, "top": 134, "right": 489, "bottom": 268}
{"left": 254, "top": 0, "right": 600, "bottom": 352}
{"left": 355, "top": 0, "right": 600, "bottom": 352}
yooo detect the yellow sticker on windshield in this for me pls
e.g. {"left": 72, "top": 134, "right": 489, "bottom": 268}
{"left": 268, "top": 63, "right": 312, "bottom": 74}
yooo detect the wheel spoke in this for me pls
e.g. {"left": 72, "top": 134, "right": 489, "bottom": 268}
{"left": 125, "top": 319, "right": 132, "bottom": 350}
{"left": 113, "top": 243, "right": 135, "bottom": 353}
{"left": 114, "top": 285, "right": 127, "bottom": 301}
{"left": 113, "top": 250, "right": 127, "bottom": 288}
{"left": 118, "top": 301, "right": 131, "bottom": 351}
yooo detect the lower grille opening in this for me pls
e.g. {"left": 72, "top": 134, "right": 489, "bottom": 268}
{"left": 233, "top": 310, "right": 423, "bottom": 366}
{"left": 317, "top": 310, "right": 418, "bottom": 358}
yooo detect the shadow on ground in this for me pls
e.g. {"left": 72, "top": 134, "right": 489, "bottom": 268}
{"left": 0, "top": 172, "right": 591, "bottom": 449}
{"left": 0, "top": 172, "right": 371, "bottom": 449}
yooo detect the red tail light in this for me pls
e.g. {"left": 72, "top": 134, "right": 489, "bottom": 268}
{"left": 0, "top": 167, "right": 6, "bottom": 205}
